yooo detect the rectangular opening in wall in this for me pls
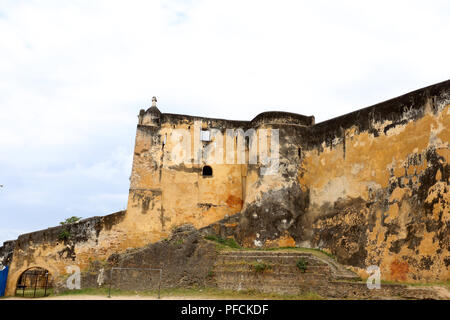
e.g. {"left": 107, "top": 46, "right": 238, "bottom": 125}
{"left": 201, "top": 130, "right": 211, "bottom": 141}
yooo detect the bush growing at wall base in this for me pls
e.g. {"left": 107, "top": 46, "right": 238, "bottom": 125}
{"left": 296, "top": 258, "right": 308, "bottom": 273}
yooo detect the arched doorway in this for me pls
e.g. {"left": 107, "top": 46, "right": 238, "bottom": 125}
{"left": 15, "top": 267, "right": 53, "bottom": 298}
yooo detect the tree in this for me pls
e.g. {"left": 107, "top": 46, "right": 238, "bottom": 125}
{"left": 60, "top": 216, "right": 82, "bottom": 225}
{"left": 58, "top": 216, "right": 82, "bottom": 242}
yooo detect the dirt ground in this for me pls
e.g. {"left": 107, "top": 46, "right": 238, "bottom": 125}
{"left": 4, "top": 285, "right": 448, "bottom": 300}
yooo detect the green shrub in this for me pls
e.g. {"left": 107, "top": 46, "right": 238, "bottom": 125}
{"left": 58, "top": 229, "right": 71, "bottom": 240}
{"left": 57, "top": 216, "right": 82, "bottom": 241}
{"left": 296, "top": 258, "right": 308, "bottom": 273}
{"left": 252, "top": 262, "right": 272, "bottom": 273}
{"left": 60, "top": 216, "right": 82, "bottom": 225}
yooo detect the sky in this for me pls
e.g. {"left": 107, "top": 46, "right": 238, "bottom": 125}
{"left": 0, "top": 0, "right": 449, "bottom": 245}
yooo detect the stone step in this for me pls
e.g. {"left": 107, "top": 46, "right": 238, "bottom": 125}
{"left": 218, "top": 251, "right": 317, "bottom": 257}
{"left": 215, "top": 260, "right": 328, "bottom": 269}
{"left": 213, "top": 264, "right": 331, "bottom": 274}
{"left": 214, "top": 283, "right": 316, "bottom": 295}
{"left": 216, "top": 255, "right": 328, "bottom": 266}
{"left": 215, "top": 280, "right": 330, "bottom": 293}
{"left": 217, "top": 250, "right": 361, "bottom": 282}
{"left": 213, "top": 270, "right": 330, "bottom": 282}
{"left": 214, "top": 274, "right": 329, "bottom": 282}
{"left": 216, "top": 278, "right": 327, "bottom": 285}
{"left": 332, "top": 273, "right": 361, "bottom": 281}
{"left": 215, "top": 283, "right": 328, "bottom": 293}
{"left": 211, "top": 252, "right": 444, "bottom": 299}
{"left": 215, "top": 278, "right": 330, "bottom": 286}
{"left": 215, "top": 282, "right": 326, "bottom": 295}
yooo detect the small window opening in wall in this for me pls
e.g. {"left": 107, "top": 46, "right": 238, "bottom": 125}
{"left": 202, "top": 165, "right": 213, "bottom": 176}
{"left": 201, "top": 130, "right": 211, "bottom": 141}
{"left": 298, "top": 147, "right": 302, "bottom": 158}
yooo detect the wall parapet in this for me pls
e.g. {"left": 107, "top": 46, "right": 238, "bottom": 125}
{"left": 303, "top": 79, "right": 450, "bottom": 151}
{"left": 13, "top": 211, "right": 126, "bottom": 251}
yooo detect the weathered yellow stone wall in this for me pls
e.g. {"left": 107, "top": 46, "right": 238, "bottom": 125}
{"left": 299, "top": 102, "right": 449, "bottom": 282}
{"left": 2, "top": 81, "right": 448, "bottom": 296}
{"left": 124, "top": 118, "right": 246, "bottom": 246}
{"left": 200, "top": 83, "right": 449, "bottom": 283}
{"left": 3, "top": 110, "right": 272, "bottom": 295}
{"left": 4, "top": 212, "right": 130, "bottom": 295}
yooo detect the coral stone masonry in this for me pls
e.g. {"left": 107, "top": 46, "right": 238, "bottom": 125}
{"left": 0, "top": 80, "right": 449, "bottom": 297}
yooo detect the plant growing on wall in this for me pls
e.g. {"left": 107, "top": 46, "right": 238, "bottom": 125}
{"left": 58, "top": 216, "right": 81, "bottom": 241}
{"left": 60, "top": 216, "right": 82, "bottom": 225}
{"left": 296, "top": 258, "right": 308, "bottom": 273}
{"left": 58, "top": 229, "right": 71, "bottom": 241}
{"left": 252, "top": 262, "right": 273, "bottom": 273}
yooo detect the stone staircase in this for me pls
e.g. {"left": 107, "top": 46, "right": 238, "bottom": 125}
{"left": 211, "top": 250, "right": 449, "bottom": 299}
{"left": 212, "top": 250, "right": 360, "bottom": 295}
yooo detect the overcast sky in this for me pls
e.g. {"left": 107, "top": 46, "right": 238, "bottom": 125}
{"left": 0, "top": 0, "right": 449, "bottom": 245}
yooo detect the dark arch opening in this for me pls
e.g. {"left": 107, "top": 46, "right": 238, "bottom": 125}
{"left": 202, "top": 165, "right": 213, "bottom": 176}
{"left": 16, "top": 267, "right": 53, "bottom": 298}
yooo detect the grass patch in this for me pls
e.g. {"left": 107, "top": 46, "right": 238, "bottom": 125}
{"left": 14, "top": 288, "right": 53, "bottom": 298}
{"left": 204, "top": 235, "right": 241, "bottom": 249}
{"left": 57, "top": 287, "right": 132, "bottom": 297}
{"left": 54, "top": 286, "right": 324, "bottom": 300}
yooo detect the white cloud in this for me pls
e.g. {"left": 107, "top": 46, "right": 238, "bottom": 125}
{"left": 0, "top": 0, "right": 449, "bottom": 243}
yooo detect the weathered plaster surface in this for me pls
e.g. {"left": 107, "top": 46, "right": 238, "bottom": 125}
{"left": 1, "top": 80, "right": 448, "bottom": 295}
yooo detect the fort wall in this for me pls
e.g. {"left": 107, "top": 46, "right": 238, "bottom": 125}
{"left": 1, "top": 81, "right": 448, "bottom": 295}
{"left": 203, "top": 80, "right": 450, "bottom": 282}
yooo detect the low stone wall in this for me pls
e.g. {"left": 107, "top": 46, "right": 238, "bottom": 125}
{"left": 4, "top": 210, "right": 127, "bottom": 296}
